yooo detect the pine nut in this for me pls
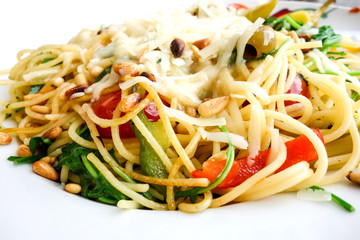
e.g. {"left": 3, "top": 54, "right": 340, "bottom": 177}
{"left": 39, "top": 86, "right": 56, "bottom": 94}
{"left": 17, "top": 144, "right": 32, "bottom": 157}
{"left": 140, "top": 72, "right": 156, "bottom": 82}
{"left": 198, "top": 96, "right": 230, "bottom": 118}
{"left": 347, "top": 171, "right": 360, "bottom": 185}
{"left": 40, "top": 156, "right": 56, "bottom": 165}
{"left": 113, "top": 62, "right": 140, "bottom": 79}
{"left": 185, "top": 106, "right": 197, "bottom": 118}
{"left": 42, "top": 126, "right": 63, "bottom": 140}
{"left": 0, "top": 132, "right": 12, "bottom": 145}
{"left": 64, "top": 85, "right": 87, "bottom": 98}
{"left": 170, "top": 38, "right": 185, "bottom": 58}
{"left": 59, "top": 83, "right": 76, "bottom": 100}
{"left": 65, "top": 183, "right": 82, "bottom": 194}
{"left": 52, "top": 77, "right": 64, "bottom": 87}
{"left": 119, "top": 93, "right": 142, "bottom": 112}
{"left": 176, "top": 123, "right": 188, "bottom": 134}
{"left": 30, "top": 105, "right": 51, "bottom": 114}
{"left": 193, "top": 38, "right": 211, "bottom": 50}
{"left": 23, "top": 93, "right": 43, "bottom": 101}
{"left": 32, "top": 160, "right": 59, "bottom": 181}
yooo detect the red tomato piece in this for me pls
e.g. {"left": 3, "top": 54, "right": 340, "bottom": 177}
{"left": 284, "top": 73, "right": 310, "bottom": 106}
{"left": 271, "top": 8, "right": 292, "bottom": 18}
{"left": 227, "top": 3, "right": 248, "bottom": 11}
{"left": 91, "top": 90, "right": 135, "bottom": 138}
{"left": 192, "top": 130, "right": 325, "bottom": 189}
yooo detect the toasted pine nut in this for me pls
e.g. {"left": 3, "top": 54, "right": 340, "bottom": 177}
{"left": 176, "top": 123, "right": 188, "bottom": 134}
{"left": 119, "top": 93, "right": 142, "bottom": 112}
{"left": 185, "top": 106, "right": 197, "bottom": 118}
{"left": 32, "top": 160, "right": 59, "bottom": 181}
{"left": 64, "top": 85, "right": 87, "bottom": 98}
{"left": 140, "top": 72, "right": 156, "bottom": 82}
{"left": 65, "top": 183, "right": 82, "bottom": 194}
{"left": 113, "top": 62, "right": 140, "bottom": 79}
{"left": 347, "top": 171, "right": 360, "bottom": 185}
{"left": 193, "top": 38, "right": 211, "bottom": 50}
{"left": 30, "top": 105, "right": 51, "bottom": 114}
{"left": 89, "top": 66, "right": 104, "bottom": 78}
{"left": 40, "top": 156, "right": 56, "bottom": 165}
{"left": 23, "top": 93, "right": 43, "bottom": 101}
{"left": 59, "top": 83, "right": 76, "bottom": 100}
{"left": 0, "top": 132, "right": 12, "bottom": 145}
{"left": 17, "top": 144, "right": 32, "bottom": 157}
{"left": 198, "top": 96, "right": 230, "bottom": 118}
{"left": 42, "top": 126, "right": 63, "bottom": 140}
{"left": 52, "top": 77, "right": 64, "bottom": 87}
{"left": 39, "top": 86, "right": 56, "bottom": 94}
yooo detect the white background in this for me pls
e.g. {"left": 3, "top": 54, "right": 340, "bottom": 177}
{"left": 0, "top": 1, "right": 359, "bottom": 240}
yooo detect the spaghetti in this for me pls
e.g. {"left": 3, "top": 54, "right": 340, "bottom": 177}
{"left": 0, "top": 0, "right": 359, "bottom": 212}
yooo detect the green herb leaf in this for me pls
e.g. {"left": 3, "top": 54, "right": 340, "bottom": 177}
{"left": 311, "top": 26, "right": 342, "bottom": 52}
{"left": 175, "top": 126, "right": 235, "bottom": 203}
{"left": 29, "top": 85, "right": 44, "bottom": 95}
{"left": 7, "top": 137, "right": 52, "bottom": 164}
{"left": 310, "top": 186, "right": 355, "bottom": 212}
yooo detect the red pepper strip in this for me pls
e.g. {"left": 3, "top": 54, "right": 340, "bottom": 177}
{"left": 227, "top": 3, "right": 248, "bottom": 11}
{"left": 271, "top": 8, "right": 292, "bottom": 18}
{"left": 192, "top": 129, "right": 325, "bottom": 189}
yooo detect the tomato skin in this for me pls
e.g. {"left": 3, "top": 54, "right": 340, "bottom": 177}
{"left": 91, "top": 90, "right": 135, "bottom": 138}
{"left": 284, "top": 73, "right": 310, "bottom": 106}
{"left": 227, "top": 3, "right": 248, "bottom": 10}
{"left": 144, "top": 100, "right": 160, "bottom": 122}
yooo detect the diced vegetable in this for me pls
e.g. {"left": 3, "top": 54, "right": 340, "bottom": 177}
{"left": 192, "top": 129, "right": 325, "bottom": 189}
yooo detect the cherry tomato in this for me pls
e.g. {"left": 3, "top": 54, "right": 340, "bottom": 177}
{"left": 91, "top": 90, "right": 135, "bottom": 138}
{"left": 284, "top": 73, "right": 310, "bottom": 106}
{"left": 227, "top": 3, "right": 248, "bottom": 11}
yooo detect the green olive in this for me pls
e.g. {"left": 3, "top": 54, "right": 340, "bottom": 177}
{"left": 244, "top": 25, "right": 277, "bottom": 59}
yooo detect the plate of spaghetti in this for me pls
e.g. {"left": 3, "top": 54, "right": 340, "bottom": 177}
{"left": 0, "top": 0, "right": 359, "bottom": 239}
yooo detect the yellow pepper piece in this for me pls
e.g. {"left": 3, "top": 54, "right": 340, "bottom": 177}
{"left": 245, "top": 0, "right": 278, "bottom": 22}
{"left": 288, "top": 10, "right": 310, "bottom": 25}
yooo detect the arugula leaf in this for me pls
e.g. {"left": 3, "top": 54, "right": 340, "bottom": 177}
{"left": 57, "top": 128, "right": 130, "bottom": 203}
{"left": 7, "top": 137, "right": 52, "bottom": 164}
{"left": 29, "top": 85, "right": 44, "bottom": 95}
{"left": 40, "top": 58, "right": 54, "bottom": 64}
{"left": 175, "top": 126, "right": 235, "bottom": 203}
{"left": 310, "top": 186, "right": 355, "bottom": 212}
{"left": 311, "top": 26, "right": 342, "bottom": 52}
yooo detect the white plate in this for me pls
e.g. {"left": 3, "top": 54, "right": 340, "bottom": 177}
{"left": 0, "top": 1, "right": 359, "bottom": 240}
